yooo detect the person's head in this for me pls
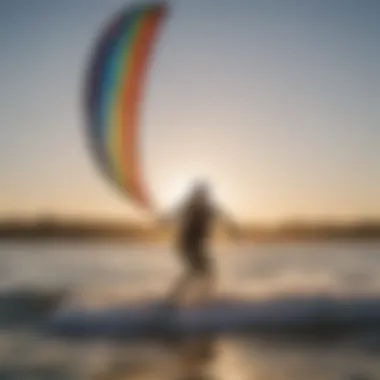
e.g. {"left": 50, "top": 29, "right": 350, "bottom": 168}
{"left": 189, "top": 180, "right": 211, "bottom": 205}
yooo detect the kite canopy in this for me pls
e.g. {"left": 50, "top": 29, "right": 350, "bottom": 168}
{"left": 85, "top": 2, "right": 167, "bottom": 210}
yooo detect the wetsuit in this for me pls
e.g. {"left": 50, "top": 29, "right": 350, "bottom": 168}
{"left": 177, "top": 201, "right": 215, "bottom": 274}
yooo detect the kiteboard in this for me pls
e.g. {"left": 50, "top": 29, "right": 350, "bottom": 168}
{"left": 45, "top": 296, "right": 380, "bottom": 341}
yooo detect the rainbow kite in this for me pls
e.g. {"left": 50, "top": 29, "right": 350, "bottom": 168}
{"left": 85, "top": 2, "right": 167, "bottom": 210}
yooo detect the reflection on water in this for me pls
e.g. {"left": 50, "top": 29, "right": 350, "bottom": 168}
{"left": 0, "top": 241, "right": 379, "bottom": 379}
{"left": 0, "top": 332, "right": 379, "bottom": 380}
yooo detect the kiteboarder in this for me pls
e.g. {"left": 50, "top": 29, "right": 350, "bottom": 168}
{"left": 160, "top": 181, "right": 240, "bottom": 306}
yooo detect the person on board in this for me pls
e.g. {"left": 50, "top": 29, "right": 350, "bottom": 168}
{"left": 159, "top": 180, "right": 240, "bottom": 306}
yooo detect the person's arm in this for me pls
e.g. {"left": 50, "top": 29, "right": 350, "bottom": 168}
{"left": 214, "top": 204, "right": 241, "bottom": 239}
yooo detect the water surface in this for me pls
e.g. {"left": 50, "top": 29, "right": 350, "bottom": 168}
{"left": 0, "top": 240, "right": 379, "bottom": 380}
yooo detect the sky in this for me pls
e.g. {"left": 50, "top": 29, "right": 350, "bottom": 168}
{"left": 0, "top": 0, "right": 379, "bottom": 223}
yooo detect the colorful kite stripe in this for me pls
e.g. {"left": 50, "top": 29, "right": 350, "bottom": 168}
{"left": 86, "top": 3, "right": 167, "bottom": 208}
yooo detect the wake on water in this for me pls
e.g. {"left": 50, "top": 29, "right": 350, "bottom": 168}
{"left": 35, "top": 291, "right": 380, "bottom": 348}
{"left": 0, "top": 289, "right": 379, "bottom": 380}
{"left": 0, "top": 287, "right": 380, "bottom": 359}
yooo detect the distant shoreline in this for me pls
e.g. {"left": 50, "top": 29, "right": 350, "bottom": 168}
{"left": 0, "top": 218, "right": 379, "bottom": 243}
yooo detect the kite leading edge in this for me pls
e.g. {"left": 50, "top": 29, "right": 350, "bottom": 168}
{"left": 85, "top": 2, "right": 168, "bottom": 211}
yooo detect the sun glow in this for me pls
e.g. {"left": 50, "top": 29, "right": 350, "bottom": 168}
{"left": 154, "top": 170, "right": 233, "bottom": 213}
{"left": 160, "top": 175, "right": 197, "bottom": 208}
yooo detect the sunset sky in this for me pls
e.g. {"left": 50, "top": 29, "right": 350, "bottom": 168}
{"left": 0, "top": 0, "right": 379, "bottom": 223}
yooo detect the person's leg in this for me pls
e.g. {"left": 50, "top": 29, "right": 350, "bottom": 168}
{"left": 190, "top": 250, "right": 214, "bottom": 305}
{"left": 197, "top": 270, "right": 214, "bottom": 303}
{"left": 165, "top": 243, "right": 192, "bottom": 305}
{"left": 166, "top": 246, "right": 214, "bottom": 306}
{"left": 166, "top": 269, "right": 193, "bottom": 306}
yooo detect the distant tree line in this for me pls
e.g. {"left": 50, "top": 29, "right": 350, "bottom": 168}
{"left": 0, "top": 217, "right": 379, "bottom": 242}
